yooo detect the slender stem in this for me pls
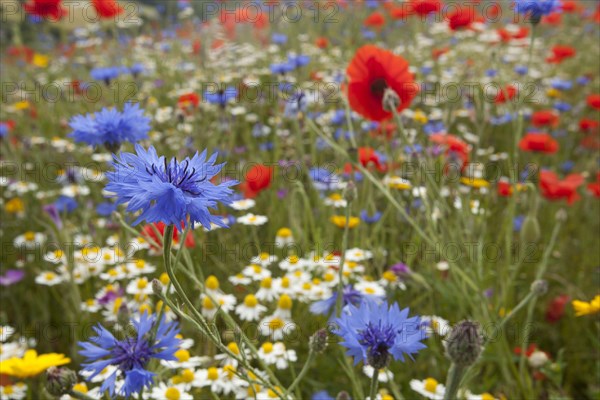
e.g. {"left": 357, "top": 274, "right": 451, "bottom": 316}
{"left": 369, "top": 368, "right": 380, "bottom": 400}
{"left": 335, "top": 203, "right": 352, "bottom": 317}
{"left": 443, "top": 363, "right": 465, "bottom": 400}
{"left": 287, "top": 349, "right": 315, "bottom": 394}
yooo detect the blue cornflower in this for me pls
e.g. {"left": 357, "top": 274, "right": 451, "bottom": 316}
{"left": 310, "top": 285, "right": 380, "bottom": 316}
{"left": 68, "top": 103, "right": 151, "bottom": 150}
{"left": 270, "top": 62, "right": 295, "bottom": 75}
{"left": 514, "top": 215, "right": 525, "bottom": 232}
{"left": 514, "top": 0, "right": 559, "bottom": 21}
{"left": 334, "top": 299, "right": 426, "bottom": 368}
{"left": 288, "top": 53, "right": 311, "bottom": 68}
{"left": 54, "top": 196, "right": 78, "bottom": 213}
{"left": 204, "top": 87, "right": 238, "bottom": 107}
{"left": 96, "top": 201, "right": 117, "bottom": 216}
{"left": 105, "top": 144, "right": 237, "bottom": 229}
{"left": 0, "top": 123, "right": 8, "bottom": 139}
{"left": 78, "top": 313, "right": 180, "bottom": 398}
{"left": 130, "top": 63, "right": 145, "bottom": 77}
{"left": 312, "top": 390, "right": 336, "bottom": 400}
{"left": 272, "top": 33, "right": 288, "bottom": 44}
{"left": 90, "top": 66, "right": 124, "bottom": 84}
{"left": 360, "top": 210, "right": 382, "bottom": 223}
{"left": 309, "top": 167, "right": 342, "bottom": 191}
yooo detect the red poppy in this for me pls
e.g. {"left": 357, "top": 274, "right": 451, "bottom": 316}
{"left": 581, "top": 135, "right": 600, "bottom": 150}
{"left": 588, "top": 172, "right": 600, "bottom": 198}
{"left": 539, "top": 170, "right": 584, "bottom": 204}
{"left": 579, "top": 119, "right": 599, "bottom": 132}
{"left": 178, "top": 93, "right": 200, "bottom": 109}
{"left": 519, "top": 133, "right": 559, "bottom": 154}
{"left": 346, "top": 45, "right": 418, "bottom": 122}
{"left": 364, "top": 11, "right": 386, "bottom": 28}
{"left": 514, "top": 344, "right": 537, "bottom": 357}
{"left": 23, "top": 0, "right": 66, "bottom": 19}
{"left": 358, "top": 147, "right": 387, "bottom": 172}
{"left": 239, "top": 164, "right": 273, "bottom": 198}
{"left": 447, "top": 8, "right": 478, "bottom": 30}
{"left": 390, "top": 6, "right": 412, "bottom": 20}
{"left": 6, "top": 46, "right": 34, "bottom": 63}
{"left": 315, "top": 37, "right": 329, "bottom": 49}
{"left": 429, "top": 133, "right": 470, "bottom": 165}
{"left": 409, "top": 0, "right": 443, "bottom": 17}
{"left": 497, "top": 26, "right": 529, "bottom": 42}
{"left": 560, "top": 0, "right": 579, "bottom": 13}
{"left": 587, "top": 94, "right": 600, "bottom": 110}
{"left": 91, "top": 0, "right": 123, "bottom": 18}
{"left": 432, "top": 47, "right": 450, "bottom": 60}
{"left": 543, "top": 11, "right": 562, "bottom": 25}
{"left": 497, "top": 178, "right": 514, "bottom": 197}
{"left": 531, "top": 110, "right": 559, "bottom": 128}
{"left": 546, "top": 45, "right": 576, "bottom": 63}
{"left": 546, "top": 294, "right": 570, "bottom": 323}
{"left": 142, "top": 222, "right": 195, "bottom": 251}
{"left": 495, "top": 85, "right": 518, "bottom": 104}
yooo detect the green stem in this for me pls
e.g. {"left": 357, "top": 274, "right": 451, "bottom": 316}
{"left": 369, "top": 368, "right": 379, "bottom": 400}
{"left": 287, "top": 350, "right": 315, "bottom": 394}
{"left": 67, "top": 390, "right": 97, "bottom": 400}
{"left": 443, "top": 363, "right": 465, "bottom": 400}
{"left": 335, "top": 202, "right": 352, "bottom": 317}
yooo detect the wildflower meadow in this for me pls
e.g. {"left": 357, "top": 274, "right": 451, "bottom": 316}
{"left": 1, "top": 0, "right": 599, "bottom": 399}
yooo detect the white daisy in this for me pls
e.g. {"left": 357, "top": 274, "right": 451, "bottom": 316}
{"left": 409, "top": 378, "right": 446, "bottom": 400}
{"left": 237, "top": 213, "right": 268, "bottom": 225}
{"left": 235, "top": 294, "right": 267, "bottom": 321}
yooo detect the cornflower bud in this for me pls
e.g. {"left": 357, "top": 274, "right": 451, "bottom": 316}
{"left": 444, "top": 320, "right": 483, "bottom": 367}
{"left": 45, "top": 366, "right": 77, "bottom": 396}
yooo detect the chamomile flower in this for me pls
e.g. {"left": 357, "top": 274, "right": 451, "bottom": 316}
{"left": 363, "top": 365, "right": 394, "bottom": 382}
{"left": 13, "top": 231, "right": 45, "bottom": 249}
{"left": 274, "top": 227, "right": 294, "bottom": 247}
{"left": 345, "top": 248, "right": 373, "bottom": 262}
{"left": 235, "top": 294, "right": 267, "bottom": 321}
{"left": 410, "top": 378, "right": 446, "bottom": 400}
{"left": 278, "top": 255, "right": 306, "bottom": 271}
{"left": 242, "top": 264, "right": 272, "bottom": 281}
{"left": 324, "top": 193, "right": 348, "bottom": 208}
{"left": 229, "top": 273, "right": 252, "bottom": 286}
{"left": 259, "top": 315, "right": 296, "bottom": 340}
{"left": 200, "top": 293, "right": 236, "bottom": 319}
{"left": 126, "top": 259, "right": 156, "bottom": 276}
{"left": 230, "top": 198, "right": 256, "bottom": 210}
{"left": 256, "top": 277, "right": 278, "bottom": 302}
{"left": 237, "top": 213, "right": 268, "bottom": 225}
{"left": 148, "top": 383, "right": 193, "bottom": 400}
{"left": 126, "top": 277, "right": 154, "bottom": 296}
{"left": 250, "top": 252, "right": 278, "bottom": 267}
{"left": 354, "top": 280, "right": 386, "bottom": 297}
{"left": 258, "top": 342, "right": 297, "bottom": 370}
{"left": 0, "top": 382, "right": 27, "bottom": 400}
{"left": 160, "top": 348, "right": 208, "bottom": 369}
{"left": 35, "top": 271, "right": 64, "bottom": 286}
{"left": 420, "top": 316, "right": 452, "bottom": 337}
{"left": 214, "top": 342, "right": 252, "bottom": 367}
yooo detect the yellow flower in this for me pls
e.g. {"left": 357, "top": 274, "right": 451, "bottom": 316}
{"left": 4, "top": 198, "right": 24, "bottom": 214}
{"left": 14, "top": 101, "right": 30, "bottom": 110}
{"left": 330, "top": 215, "right": 360, "bottom": 229}
{"left": 460, "top": 177, "right": 490, "bottom": 188}
{"left": 0, "top": 350, "right": 70, "bottom": 378}
{"left": 413, "top": 109, "right": 428, "bottom": 124}
{"left": 546, "top": 88, "right": 561, "bottom": 98}
{"left": 572, "top": 295, "right": 600, "bottom": 317}
{"left": 32, "top": 53, "right": 49, "bottom": 68}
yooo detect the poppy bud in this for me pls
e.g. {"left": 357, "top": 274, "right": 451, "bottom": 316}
{"left": 520, "top": 214, "right": 541, "bottom": 244}
{"left": 444, "top": 320, "right": 483, "bottom": 367}
{"left": 152, "top": 278, "right": 163, "bottom": 295}
{"left": 45, "top": 366, "right": 77, "bottom": 396}
{"left": 336, "top": 391, "right": 351, "bottom": 400}
{"left": 382, "top": 88, "right": 401, "bottom": 112}
{"left": 343, "top": 181, "right": 357, "bottom": 203}
{"left": 309, "top": 329, "right": 328, "bottom": 354}
{"left": 530, "top": 279, "right": 548, "bottom": 296}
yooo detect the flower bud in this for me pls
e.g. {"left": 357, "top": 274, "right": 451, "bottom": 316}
{"left": 343, "top": 181, "right": 357, "bottom": 203}
{"left": 530, "top": 279, "right": 548, "bottom": 296}
{"left": 152, "top": 278, "right": 163, "bottom": 295}
{"left": 45, "top": 366, "right": 77, "bottom": 396}
{"left": 309, "top": 329, "right": 328, "bottom": 354}
{"left": 117, "top": 303, "right": 130, "bottom": 327}
{"left": 520, "top": 214, "right": 541, "bottom": 244}
{"left": 382, "top": 88, "right": 401, "bottom": 112}
{"left": 336, "top": 391, "right": 351, "bottom": 400}
{"left": 555, "top": 209, "right": 567, "bottom": 222}
{"left": 444, "top": 320, "right": 483, "bottom": 367}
